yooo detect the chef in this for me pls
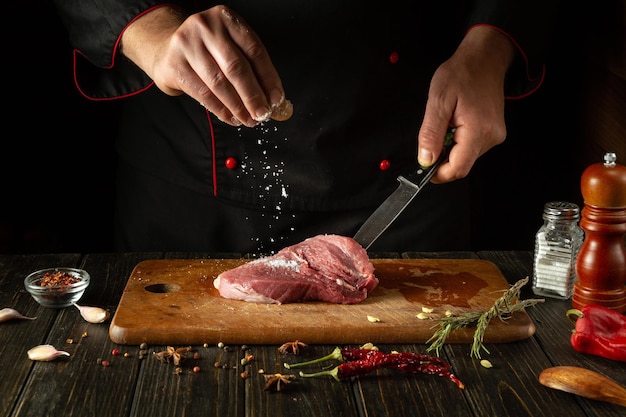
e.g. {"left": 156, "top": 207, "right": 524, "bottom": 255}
{"left": 53, "top": 0, "right": 554, "bottom": 254}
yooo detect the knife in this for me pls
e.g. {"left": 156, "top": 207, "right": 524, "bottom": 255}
{"left": 353, "top": 129, "right": 455, "bottom": 250}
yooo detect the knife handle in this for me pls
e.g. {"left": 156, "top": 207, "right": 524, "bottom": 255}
{"left": 406, "top": 129, "right": 455, "bottom": 187}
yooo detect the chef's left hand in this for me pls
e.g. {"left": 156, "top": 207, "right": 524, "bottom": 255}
{"left": 417, "top": 25, "right": 515, "bottom": 183}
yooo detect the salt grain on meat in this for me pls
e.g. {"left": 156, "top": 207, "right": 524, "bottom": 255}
{"left": 213, "top": 234, "right": 378, "bottom": 304}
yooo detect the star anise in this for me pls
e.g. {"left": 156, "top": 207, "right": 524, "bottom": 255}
{"left": 263, "top": 373, "right": 296, "bottom": 392}
{"left": 154, "top": 346, "right": 192, "bottom": 366}
{"left": 278, "top": 340, "right": 307, "bottom": 355}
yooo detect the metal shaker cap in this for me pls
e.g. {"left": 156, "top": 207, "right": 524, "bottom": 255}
{"left": 543, "top": 201, "right": 580, "bottom": 221}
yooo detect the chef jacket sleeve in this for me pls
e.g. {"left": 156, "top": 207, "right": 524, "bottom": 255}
{"left": 467, "top": 0, "right": 559, "bottom": 99}
{"left": 54, "top": 0, "right": 557, "bottom": 100}
{"left": 53, "top": 0, "right": 197, "bottom": 100}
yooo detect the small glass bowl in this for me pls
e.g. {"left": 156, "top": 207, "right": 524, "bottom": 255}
{"left": 24, "top": 267, "right": 90, "bottom": 308}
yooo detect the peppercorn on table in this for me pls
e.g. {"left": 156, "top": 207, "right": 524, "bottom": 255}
{"left": 2, "top": 251, "right": 625, "bottom": 417}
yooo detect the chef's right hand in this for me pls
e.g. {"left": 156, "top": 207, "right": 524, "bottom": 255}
{"left": 120, "top": 5, "right": 286, "bottom": 127}
{"left": 417, "top": 25, "right": 514, "bottom": 184}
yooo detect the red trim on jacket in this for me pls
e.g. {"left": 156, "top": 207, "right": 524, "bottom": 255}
{"left": 71, "top": 4, "right": 172, "bottom": 101}
{"left": 468, "top": 23, "right": 546, "bottom": 100}
{"left": 71, "top": 50, "right": 155, "bottom": 101}
{"left": 206, "top": 109, "right": 218, "bottom": 196}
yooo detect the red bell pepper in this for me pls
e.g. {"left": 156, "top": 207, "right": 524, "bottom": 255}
{"left": 566, "top": 304, "right": 626, "bottom": 362}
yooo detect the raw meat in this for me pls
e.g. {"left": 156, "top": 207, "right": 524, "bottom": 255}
{"left": 213, "top": 234, "right": 378, "bottom": 304}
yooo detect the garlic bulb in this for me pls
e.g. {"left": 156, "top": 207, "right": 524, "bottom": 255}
{"left": 27, "top": 344, "right": 70, "bottom": 361}
{"left": 73, "top": 303, "right": 110, "bottom": 323}
{"left": 0, "top": 308, "right": 36, "bottom": 322}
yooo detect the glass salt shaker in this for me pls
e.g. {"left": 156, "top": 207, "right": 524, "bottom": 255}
{"left": 532, "top": 201, "right": 585, "bottom": 299}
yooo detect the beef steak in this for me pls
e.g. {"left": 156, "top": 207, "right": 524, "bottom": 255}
{"left": 213, "top": 234, "right": 378, "bottom": 304}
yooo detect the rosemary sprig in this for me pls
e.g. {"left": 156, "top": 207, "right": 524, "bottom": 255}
{"left": 426, "top": 277, "right": 544, "bottom": 359}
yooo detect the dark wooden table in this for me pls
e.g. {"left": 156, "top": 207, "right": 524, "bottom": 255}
{"left": 2, "top": 251, "right": 625, "bottom": 417}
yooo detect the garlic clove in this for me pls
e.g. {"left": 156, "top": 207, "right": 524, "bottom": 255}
{"left": 27, "top": 344, "right": 70, "bottom": 361}
{"left": 73, "top": 303, "right": 110, "bottom": 323}
{"left": 0, "top": 307, "right": 37, "bottom": 322}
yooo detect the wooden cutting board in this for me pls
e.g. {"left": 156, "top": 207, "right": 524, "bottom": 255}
{"left": 108, "top": 258, "right": 536, "bottom": 346}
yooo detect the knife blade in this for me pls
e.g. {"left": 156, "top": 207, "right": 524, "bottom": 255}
{"left": 353, "top": 131, "right": 455, "bottom": 250}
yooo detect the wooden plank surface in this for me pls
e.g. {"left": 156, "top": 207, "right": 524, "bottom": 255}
{"left": 4, "top": 252, "right": 626, "bottom": 417}
{"left": 109, "top": 258, "right": 536, "bottom": 345}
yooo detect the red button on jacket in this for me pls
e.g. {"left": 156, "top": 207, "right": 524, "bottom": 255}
{"left": 225, "top": 157, "right": 238, "bottom": 169}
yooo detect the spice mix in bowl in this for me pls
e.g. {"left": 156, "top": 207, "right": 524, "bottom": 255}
{"left": 24, "top": 267, "right": 90, "bottom": 308}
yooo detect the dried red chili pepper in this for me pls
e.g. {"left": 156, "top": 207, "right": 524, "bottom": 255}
{"left": 378, "top": 351, "right": 452, "bottom": 370}
{"left": 335, "top": 347, "right": 385, "bottom": 362}
{"left": 283, "top": 346, "right": 373, "bottom": 368}
{"left": 285, "top": 347, "right": 464, "bottom": 388}
{"left": 324, "top": 358, "right": 384, "bottom": 379}
{"left": 387, "top": 361, "right": 465, "bottom": 389}
{"left": 567, "top": 304, "right": 626, "bottom": 362}
{"left": 286, "top": 347, "right": 449, "bottom": 367}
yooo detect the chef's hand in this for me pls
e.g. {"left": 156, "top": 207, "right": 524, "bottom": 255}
{"left": 417, "top": 25, "right": 515, "bottom": 183}
{"left": 120, "top": 5, "right": 286, "bottom": 128}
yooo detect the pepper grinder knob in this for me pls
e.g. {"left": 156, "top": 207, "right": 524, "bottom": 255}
{"left": 573, "top": 152, "right": 626, "bottom": 312}
{"left": 605, "top": 152, "right": 617, "bottom": 165}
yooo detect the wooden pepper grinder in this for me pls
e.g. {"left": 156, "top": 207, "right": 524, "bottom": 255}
{"left": 573, "top": 152, "right": 626, "bottom": 312}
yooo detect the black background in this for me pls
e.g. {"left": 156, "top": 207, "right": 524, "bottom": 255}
{"left": 0, "top": 3, "right": 593, "bottom": 254}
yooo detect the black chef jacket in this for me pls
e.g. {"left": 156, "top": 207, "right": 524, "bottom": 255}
{"left": 53, "top": 0, "right": 552, "bottom": 253}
